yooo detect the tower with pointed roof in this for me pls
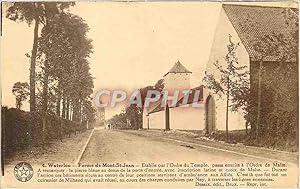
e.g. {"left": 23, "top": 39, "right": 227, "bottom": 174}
{"left": 163, "top": 61, "right": 192, "bottom": 93}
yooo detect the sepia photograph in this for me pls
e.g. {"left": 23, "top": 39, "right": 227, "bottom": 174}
{"left": 1, "top": 0, "right": 299, "bottom": 188}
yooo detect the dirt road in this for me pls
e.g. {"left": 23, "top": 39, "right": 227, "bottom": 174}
{"left": 80, "top": 129, "right": 296, "bottom": 165}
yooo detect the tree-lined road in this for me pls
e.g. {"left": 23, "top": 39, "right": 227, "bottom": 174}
{"left": 78, "top": 128, "right": 298, "bottom": 187}
{"left": 79, "top": 128, "right": 296, "bottom": 165}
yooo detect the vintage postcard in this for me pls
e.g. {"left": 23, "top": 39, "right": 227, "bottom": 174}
{"left": 1, "top": 0, "right": 299, "bottom": 188}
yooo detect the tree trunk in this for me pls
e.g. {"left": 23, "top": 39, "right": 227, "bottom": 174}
{"left": 70, "top": 103, "right": 73, "bottom": 121}
{"left": 29, "top": 17, "right": 39, "bottom": 113}
{"left": 42, "top": 60, "right": 49, "bottom": 110}
{"left": 72, "top": 98, "right": 80, "bottom": 122}
{"left": 79, "top": 100, "right": 82, "bottom": 123}
{"left": 1, "top": 108, "right": 6, "bottom": 176}
{"left": 66, "top": 98, "right": 70, "bottom": 120}
{"left": 225, "top": 90, "right": 229, "bottom": 142}
{"left": 42, "top": 60, "right": 49, "bottom": 145}
{"left": 256, "top": 60, "right": 263, "bottom": 141}
{"left": 62, "top": 95, "right": 66, "bottom": 119}
{"left": 56, "top": 83, "right": 62, "bottom": 116}
{"left": 41, "top": 116, "right": 47, "bottom": 147}
{"left": 225, "top": 76, "right": 230, "bottom": 142}
{"left": 59, "top": 119, "right": 63, "bottom": 142}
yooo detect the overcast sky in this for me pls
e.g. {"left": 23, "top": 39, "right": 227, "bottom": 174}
{"left": 1, "top": 1, "right": 297, "bottom": 119}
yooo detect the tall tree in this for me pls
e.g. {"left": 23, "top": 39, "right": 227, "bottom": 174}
{"left": 38, "top": 12, "right": 94, "bottom": 124}
{"left": 6, "top": 2, "right": 75, "bottom": 112}
{"left": 203, "top": 35, "right": 250, "bottom": 142}
{"left": 12, "top": 82, "right": 29, "bottom": 109}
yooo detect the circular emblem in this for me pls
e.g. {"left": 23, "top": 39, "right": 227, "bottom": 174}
{"left": 14, "top": 162, "right": 34, "bottom": 182}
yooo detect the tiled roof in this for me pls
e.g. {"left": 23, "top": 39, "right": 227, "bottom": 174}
{"left": 144, "top": 97, "right": 163, "bottom": 114}
{"left": 223, "top": 4, "right": 298, "bottom": 62}
{"left": 291, "top": 8, "right": 298, "bottom": 15}
{"left": 148, "top": 102, "right": 165, "bottom": 114}
{"left": 175, "top": 85, "right": 204, "bottom": 106}
{"left": 148, "top": 85, "right": 204, "bottom": 114}
{"left": 164, "top": 61, "right": 192, "bottom": 77}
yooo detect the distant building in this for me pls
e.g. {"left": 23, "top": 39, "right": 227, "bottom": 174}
{"left": 143, "top": 61, "right": 207, "bottom": 131}
{"left": 96, "top": 107, "right": 105, "bottom": 127}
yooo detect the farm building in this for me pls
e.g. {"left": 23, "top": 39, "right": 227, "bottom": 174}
{"left": 143, "top": 4, "right": 298, "bottom": 134}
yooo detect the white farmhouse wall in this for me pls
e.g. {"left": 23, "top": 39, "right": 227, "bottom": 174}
{"left": 142, "top": 107, "right": 149, "bottom": 129}
{"left": 164, "top": 73, "right": 191, "bottom": 91}
{"left": 148, "top": 111, "right": 166, "bottom": 130}
{"left": 205, "top": 7, "right": 250, "bottom": 131}
{"left": 170, "top": 106, "right": 205, "bottom": 130}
